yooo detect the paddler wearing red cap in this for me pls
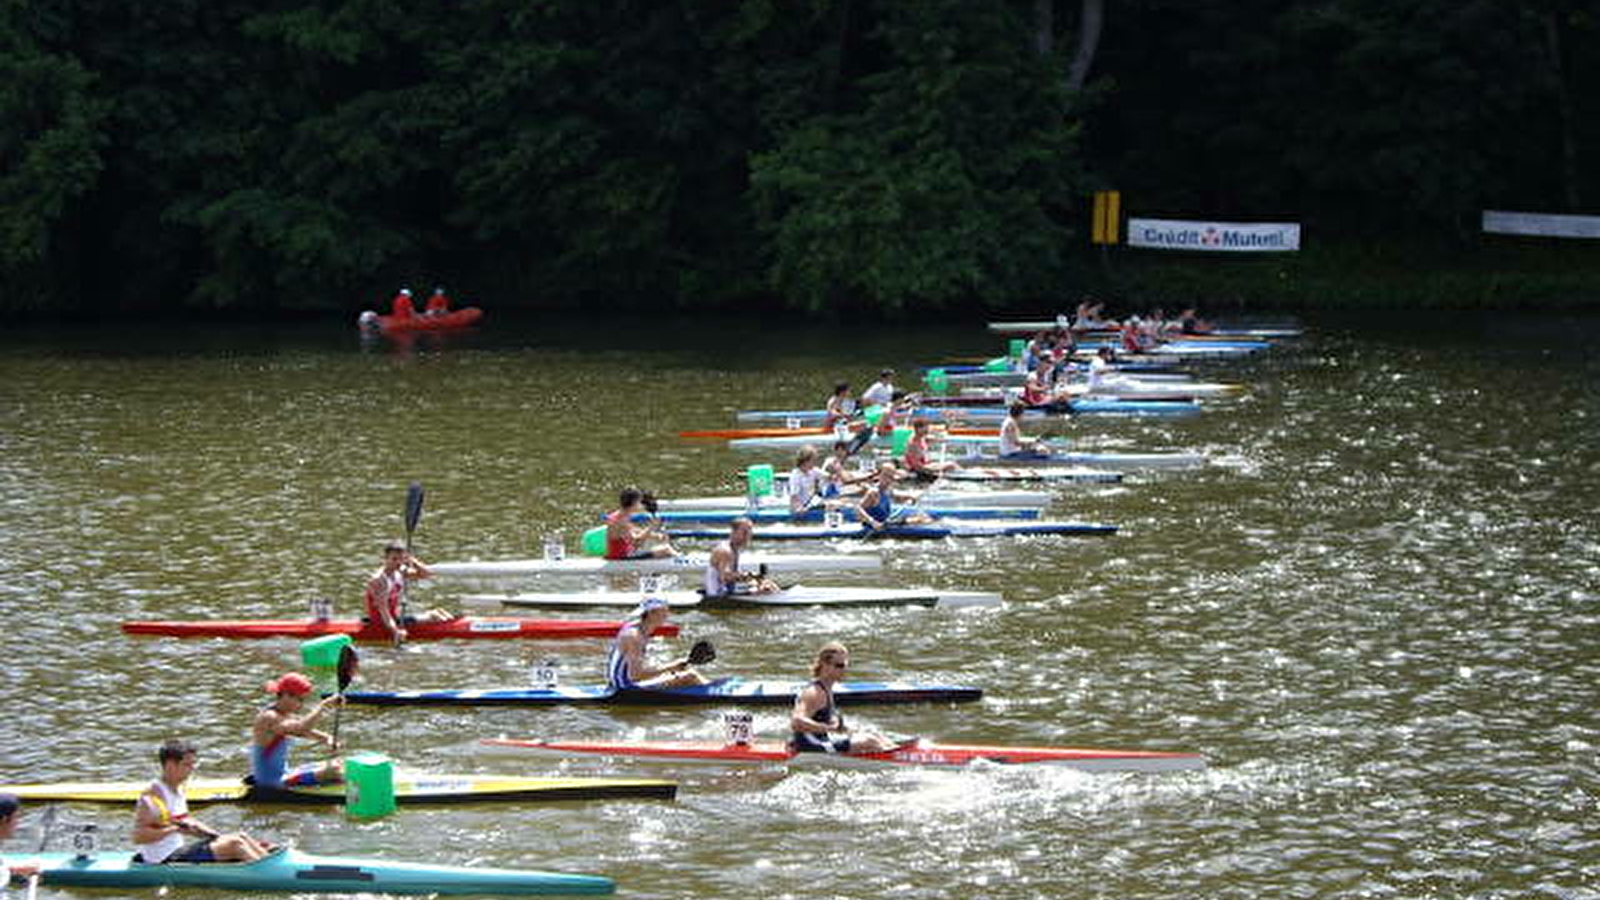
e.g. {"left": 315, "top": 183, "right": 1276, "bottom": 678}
{"left": 250, "top": 673, "right": 343, "bottom": 788}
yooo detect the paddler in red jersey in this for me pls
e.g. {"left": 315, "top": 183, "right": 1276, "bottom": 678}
{"left": 604, "top": 487, "right": 677, "bottom": 560}
{"left": 390, "top": 288, "right": 416, "bottom": 319}
{"left": 424, "top": 286, "right": 451, "bottom": 316}
{"left": 135, "top": 739, "right": 271, "bottom": 864}
{"left": 365, "top": 541, "right": 455, "bottom": 645}
{"left": 790, "top": 642, "right": 894, "bottom": 755}
{"left": 901, "top": 418, "right": 958, "bottom": 482}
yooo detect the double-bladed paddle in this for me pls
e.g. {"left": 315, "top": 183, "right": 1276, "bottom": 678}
{"left": 329, "top": 643, "right": 359, "bottom": 755}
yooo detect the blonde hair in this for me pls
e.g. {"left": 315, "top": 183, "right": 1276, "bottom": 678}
{"left": 810, "top": 641, "right": 848, "bottom": 678}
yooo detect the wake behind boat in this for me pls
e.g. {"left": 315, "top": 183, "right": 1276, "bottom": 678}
{"left": 346, "top": 677, "right": 982, "bottom": 708}
{"left": 481, "top": 737, "right": 1205, "bottom": 773}
{"left": 16, "top": 847, "right": 612, "bottom": 895}
{"left": 428, "top": 552, "right": 880, "bottom": 579}
{"left": 461, "top": 585, "right": 1004, "bottom": 611}
{"left": 120, "top": 615, "right": 672, "bottom": 641}
{"left": 1, "top": 772, "right": 677, "bottom": 805}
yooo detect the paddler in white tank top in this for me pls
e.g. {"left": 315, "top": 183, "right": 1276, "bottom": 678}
{"left": 133, "top": 740, "right": 270, "bottom": 864}
{"left": 787, "top": 446, "right": 828, "bottom": 515}
{"left": 704, "top": 518, "right": 778, "bottom": 598}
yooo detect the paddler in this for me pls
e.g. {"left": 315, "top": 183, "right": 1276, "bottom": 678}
{"left": 390, "top": 287, "right": 416, "bottom": 319}
{"left": 786, "top": 446, "right": 828, "bottom": 515}
{"left": 999, "top": 403, "right": 1052, "bottom": 459}
{"left": 820, "top": 440, "right": 875, "bottom": 497}
{"left": 423, "top": 286, "right": 451, "bottom": 315}
{"left": 0, "top": 793, "right": 40, "bottom": 884}
{"left": 605, "top": 598, "right": 708, "bottom": 689}
{"left": 901, "top": 418, "right": 958, "bottom": 481}
{"left": 704, "top": 518, "right": 779, "bottom": 598}
{"left": 250, "top": 674, "right": 344, "bottom": 789}
{"left": 605, "top": 487, "right": 678, "bottom": 560}
{"left": 366, "top": 540, "right": 455, "bottom": 645}
{"left": 791, "top": 642, "right": 895, "bottom": 754}
{"left": 134, "top": 740, "right": 271, "bottom": 864}
{"left": 855, "top": 461, "right": 933, "bottom": 531}
{"left": 822, "top": 382, "right": 857, "bottom": 430}
{"left": 859, "top": 368, "right": 896, "bottom": 408}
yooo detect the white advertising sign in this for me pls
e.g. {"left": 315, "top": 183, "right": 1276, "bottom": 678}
{"left": 1127, "top": 218, "right": 1301, "bottom": 252}
{"left": 1482, "top": 210, "right": 1600, "bottom": 239}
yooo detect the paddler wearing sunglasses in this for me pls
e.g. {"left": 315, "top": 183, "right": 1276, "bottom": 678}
{"left": 790, "top": 642, "right": 894, "bottom": 754}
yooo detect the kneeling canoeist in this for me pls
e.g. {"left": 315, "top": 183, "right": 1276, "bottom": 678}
{"left": 855, "top": 461, "right": 933, "bottom": 531}
{"left": 251, "top": 674, "right": 344, "bottom": 788}
{"left": 0, "top": 793, "right": 40, "bottom": 884}
{"left": 999, "top": 404, "right": 1052, "bottom": 459}
{"left": 791, "top": 642, "right": 895, "bottom": 754}
{"left": 605, "top": 598, "right": 708, "bottom": 689}
{"left": 605, "top": 487, "right": 677, "bottom": 560}
{"left": 366, "top": 541, "right": 454, "bottom": 645}
{"left": 135, "top": 740, "right": 271, "bottom": 864}
{"left": 705, "top": 518, "right": 779, "bottom": 598}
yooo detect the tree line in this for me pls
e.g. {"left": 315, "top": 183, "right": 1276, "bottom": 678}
{"left": 3, "top": 0, "right": 1594, "bottom": 316}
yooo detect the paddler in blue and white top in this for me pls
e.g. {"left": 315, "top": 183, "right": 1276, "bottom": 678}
{"left": 605, "top": 598, "right": 708, "bottom": 690}
{"left": 791, "top": 642, "right": 895, "bottom": 754}
{"left": 704, "top": 518, "right": 779, "bottom": 598}
{"left": 855, "top": 461, "right": 934, "bottom": 531}
{"left": 0, "top": 792, "right": 40, "bottom": 885}
{"left": 250, "top": 673, "right": 344, "bottom": 789}
{"left": 133, "top": 740, "right": 271, "bottom": 865}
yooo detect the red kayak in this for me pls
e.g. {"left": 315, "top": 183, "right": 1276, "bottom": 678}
{"left": 358, "top": 307, "right": 484, "bottom": 334}
{"left": 481, "top": 737, "right": 1204, "bottom": 772}
{"left": 122, "top": 616, "right": 674, "bottom": 641}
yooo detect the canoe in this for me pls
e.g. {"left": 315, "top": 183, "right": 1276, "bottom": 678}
{"left": 657, "top": 488, "right": 1057, "bottom": 510}
{"left": 19, "top": 847, "right": 611, "bottom": 895}
{"left": 428, "top": 553, "right": 881, "bottom": 579}
{"left": 1, "top": 772, "right": 676, "bottom": 805}
{"left": 481, "top": 737, "right": 1206, "bottom": 773}
{"left": 461, "top": 585, "right": 1004, "bottom": 611}
{"left": 360, "top": 307, "right": 485, "bottom": 334}
{"left": 637, "top": 505, "right": 1043, "bottom": 524}
{"left": 121, "top": 616, "right": 670, "bottom": 641}
{"left": 346, "top": 677, "right": 983, "bottom": 707}
{"left": 664, "top": 519, "right": 1116, "bottom": 540}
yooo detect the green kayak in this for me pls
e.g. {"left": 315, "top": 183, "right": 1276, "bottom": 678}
{"left": 17, "top": 847, "right": 614, "bottom": 895}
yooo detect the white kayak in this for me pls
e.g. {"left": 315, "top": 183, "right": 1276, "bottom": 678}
{"left": 430, "top": 553, "right": 880, "bottom": 578}
{"left": 462, "top": 585, "right": 1003, "bottom": 610}
{"left": 659, "top": 489, "right": 1055, "bottom": 510}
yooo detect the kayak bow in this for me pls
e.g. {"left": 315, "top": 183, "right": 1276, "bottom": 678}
{"left": 120, "top": 616, "right": 672, "bottom": 641}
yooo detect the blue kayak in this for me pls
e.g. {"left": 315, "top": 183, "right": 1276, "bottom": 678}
{"left": 346, "top": 677, "right": 982, "bottom": 707}
{"left": 628, "top": 505, "right": 1043, "bottom": 524}
{"left": 21, "top": 847, "right": 613, "bottom": 895}
{"left": 665, "top": 519, "right": 1116, "bottom": 540}
{"left": 735, "top": 398, "right": 1199, "bottom": 423}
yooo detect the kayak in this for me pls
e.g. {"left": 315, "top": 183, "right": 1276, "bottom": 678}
{"left": 359, "top": 307, "right": 485, "bottom": 334}
{"left": 461, "top": 585, "right": 1004, "bottom": 611}
{"left": 680, "top": 425, "right": 996, "bottom": 439}
{"left": 429, "top": 553, "right": 881, "bottom": 578}
{"left": 729, "top": 432, "right": 1042, "bottom": 451}
{"left": 910, "top": 401, "right": 1203, "bottom": 420}
{"left": 658, "top": 488, "right": 1058, "bottom": 510}
{"left": 987, "top": 319, "right": 1300, "bottom": 338}
{"left": 947, "top": 450, "right": 1206, "bottom": 470}
{"left": 121, "top": 616, "right": 671, "bottom": 641}
{"left": 18, "top": 847, "right": 610, "bottom": 895}
{"left": 346, "top": 677, "right": 983, "bottom": 707}
{"left": 1, "top": 772, "right": 676, "bottom": 805}
{"left": 935, "top": 461, "right": 1192, "bottom": 481}
{"left": 765, "top": 467, "right": 1120, "bottom": 486}
{"left": 636, "top": 505, "right": 1044, "bottom": 524}
{"left": 481, "top": 737, "right": 1206, "bottom": 773}
{"left": 665, "top": 519, "right": 1116, "bottom": 540}
{"left": 733, "top": 399, "right": 1200, "bottom": 427}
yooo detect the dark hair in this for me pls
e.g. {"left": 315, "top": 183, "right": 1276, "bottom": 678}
{"left": 158, "top": 739, "right": 197, "bottom": 763}
{"left": 0, "top": 792, "right": 18, "bottom": 819}
{"left": 619, "top": 486, "right": 642, "bottom": 507}
{"left": 640, "top": 491, "right": 659, "bottom": 515}
{"left": 1008, "top": 403, "right": 1027, "bottom": 418}
{"left": 833, "top": 382, "right": 849, "bottom": 395}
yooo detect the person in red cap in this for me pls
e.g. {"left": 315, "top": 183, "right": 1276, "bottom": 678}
{"left": 249, "top": 673, "right": 343, "bottom": 789}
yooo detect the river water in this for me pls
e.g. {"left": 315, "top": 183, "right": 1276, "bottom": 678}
{"left": 1, "top": 312, "right": 1596, "bottom": 899}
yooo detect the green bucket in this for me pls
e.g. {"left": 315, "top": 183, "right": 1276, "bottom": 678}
{"left": 746, "top": 464, "right": 774, "bottom": 498}
{"left": 891, "top": 426, "right": 912, "bottom": 456}
{"left": 344, "top": 752, "right": 396, "bottom": 819}
{"left": 1008, "top": 338, "right": 1026, "bottom": 360}
{"left": 581, "top": 525, "right": 607, "bottom": 557}
{"left": 300, "top": 635, "right": 352, "bottom": 697}
{"left": 863, "top": 406, "right": 886, "bottom": 426}
{"left": 923, "top": 368, "right": 949, "bottom": 395}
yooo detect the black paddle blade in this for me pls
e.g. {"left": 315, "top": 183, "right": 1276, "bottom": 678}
{"left": 404, "top": 482, "right": 425, "bottom": 535}
{"left": 336, "top": 643, "right": 360, "bottom": 691}
{"left": 688, "top": 639, "right": 716, "bottom": 665}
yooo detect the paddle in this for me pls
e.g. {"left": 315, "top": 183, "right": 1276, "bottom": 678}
{"left": 404, "top": 481, "right": 425, "bottom": 552}
{"left": 24, "top": 805, "right": 57, "bottom": 900}
{"left": 671, "top": 639, "right": 716, "bottom": 672}
{"left": 328, "top": 643, "right": 359, "bottom": 756}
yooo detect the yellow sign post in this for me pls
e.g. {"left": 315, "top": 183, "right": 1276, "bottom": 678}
{"left": 1091, "top": 191, "right": 1122, "bottom": 245}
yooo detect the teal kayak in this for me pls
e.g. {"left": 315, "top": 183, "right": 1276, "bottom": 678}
{"left": 19, "top": 847, "right": 613, "bottom": 895}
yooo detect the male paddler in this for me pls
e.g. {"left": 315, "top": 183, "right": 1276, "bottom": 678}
{"left": 0, "top": 793, "right": 40, "bottom": 885}
{"left": 366, "top": 540, "right": 454, "bottom": 646}
{"left": 134, "top": 740, "right": 270, "bottom": 864}
{"left": 250, "top": 673, "right": 344, "bottom": 788}
{"left": 605, "top": 598, "right": 708, "bottom": 689}
{"left": 704, "top": 518, "right": 779, "bottom": 598}
{"left": 605, "top": 487, "right": 678, "bottom": 560}
{"left": 791, "top": 642, "right": 895, "bottom": 754}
